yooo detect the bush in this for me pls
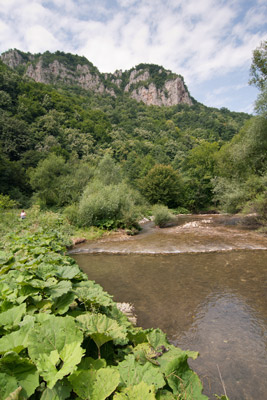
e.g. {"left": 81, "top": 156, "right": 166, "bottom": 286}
{"left": 77, "top": 181, "right": 144, "bottom": 229}
{"left": 153, "top": 204, "right": 174, "bottom": 227}
{"left": 0, "top": 194, "right": 18, "bottom": 209}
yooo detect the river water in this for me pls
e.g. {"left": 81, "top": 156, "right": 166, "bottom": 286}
{"left": 70, "top": 215, "right": 267, "bottom": 400}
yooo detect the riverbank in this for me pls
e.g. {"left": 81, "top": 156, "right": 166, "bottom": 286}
{"left": 69, "top": 213, "right": 267, "bottom": 255}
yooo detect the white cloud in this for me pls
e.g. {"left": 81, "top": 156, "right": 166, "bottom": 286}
{"left": 0, "top": 0, "right": 266, "bottom": 111}
{"left": 24, "top": 25, "right": 61, "bottom": 53}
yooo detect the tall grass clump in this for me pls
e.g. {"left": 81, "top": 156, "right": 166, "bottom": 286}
{"left": 152, "top": 204, "right": 175, "bottom": 228}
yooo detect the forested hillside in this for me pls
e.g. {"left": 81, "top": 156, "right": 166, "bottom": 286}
{"left": 0, "top": 43, "right": 266, "bottom": 227}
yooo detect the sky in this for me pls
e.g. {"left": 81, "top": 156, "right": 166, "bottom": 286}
{"left": 0, "top": 0, "right": 266, "bottom": 113}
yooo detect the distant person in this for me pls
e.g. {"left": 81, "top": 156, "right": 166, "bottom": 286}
{"left": 20, "top": 210, "right": 26, "bottom": 219}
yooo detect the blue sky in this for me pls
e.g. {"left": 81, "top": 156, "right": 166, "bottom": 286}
{"left": 0, "top": 0, "right": 266, "bottom": 113}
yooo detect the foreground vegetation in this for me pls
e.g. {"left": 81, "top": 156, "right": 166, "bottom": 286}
{"left": 0, "top": 209, "right": 216, "bottom": 400}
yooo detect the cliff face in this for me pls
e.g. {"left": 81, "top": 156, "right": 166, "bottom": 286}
{"left": 0, "top": 49, "right": 193, "bottom": 106}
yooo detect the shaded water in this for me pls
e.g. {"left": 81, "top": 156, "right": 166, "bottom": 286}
{"left": 71, "top": 215, "right": 267, "bottom": 400}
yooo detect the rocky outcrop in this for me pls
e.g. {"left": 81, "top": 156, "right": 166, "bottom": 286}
{"left": 0, "top": 49, "right": 33, "bottom": 68}
{"left": 130, "top": 77, "right": 192, "bottom": 106}
{"left": 24, "top": 60, "right": 117, "bottom": 95}
{"left": 1, "top": 49, "right": 193, "bottom": 107}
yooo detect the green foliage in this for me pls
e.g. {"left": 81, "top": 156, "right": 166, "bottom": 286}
{"left": 29, "top": 154, "right": 94, "bottom": 207}
{"left": 213, "top": 116, "right": 267, "bottom": 217}
{"left": 94, "top": 154, "right": 122, "bottom": 185}
{"left": 152, "top": 204, "right": 175, "bottom": 228}
{"left": 0, "top": 212, "right": 208, "bottom": 399}
{"left": 77, "top": 180, "right": 143, "bottom": 229}
{"left": 140, "top": 164, "right": 184, "bottom": 208}
{"left": 182, "top": 140, "right": 219, "bottom": 210}
{"left": 249, "top": 40, "right": 267, "bottom": 90}
{"left": 0, "top": 194, "right": 18, "bottom": 209}
{"left": 113, "top": 381, "right": 156, "bottom": 399}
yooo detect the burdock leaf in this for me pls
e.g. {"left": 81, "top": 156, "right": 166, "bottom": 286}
{"left": 69, "top": 367, "right": 120, "bottom": 400}
{"left": 46, "top": 280, "right": 72, "bottom": 300}
{"left": 52, "top": 291, "right": 76, "bottom": 315}
{"left": 74, "top": 281, "right": 113, "bottom": 307}
{"left": 156, "top": 389, "right": 176, "bottom": 399}
{"left": 0, "top": 352, "right": 39, "bottom": 398}
{"left": 40, "top": 379, "right": 72, "bottom": 400}
{"left": 0, "top": 304, "right": 26, "bottom": 328}
{"left": 117, "top": 354, "right": 165, "bottom": 390}
{"left": 147, "top": 329, "right": 170, "bottom": 350}
{"left": 158, "top": 348, "right": 208, "bottom": 399}
{"left": 0, "top": 317, "right": 34, "bottom": 354}
{"left": 55, "top": 264, "right": 81, "bottom": 280}
{"left": 76, "top": 313, "right": 128, "bottom": 349}
{"left": 28, "top": 315, "right": 84, "bottom": 388}
{"left": 0, "top": 372, "right": 18, "bottom": 400}
{"left": 113, "top": 381, "right": 156, "bottom": 400}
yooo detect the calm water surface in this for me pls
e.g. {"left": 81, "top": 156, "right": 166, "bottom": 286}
{"left": 71, "top": 216, "right": 267, "bottom": 400}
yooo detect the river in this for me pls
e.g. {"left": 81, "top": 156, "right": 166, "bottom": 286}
{"left": 70, "top": 215, "right": 267, "bottom": 400}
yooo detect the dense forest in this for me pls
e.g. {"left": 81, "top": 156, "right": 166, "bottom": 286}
{"left": 0, "top": 41, "right": 266, "bottom": 229}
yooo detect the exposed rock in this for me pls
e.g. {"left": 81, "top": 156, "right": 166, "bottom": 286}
{"left": 130, "top": 76, "right": 192, "bottom": 106}
{"left": 124, "top": 70, "right": 150, "bottom": 92}
{"left": 1, "top": 49, "right": 32, "bottom": 68}
{"left": 1, "top": 49, "right": 193, "bottom": 107}
{"left": 117, "top": 302, "right": 137, "bottom": 325}
{"left": 71, "top": 237, "right": 86, "bottom": 245}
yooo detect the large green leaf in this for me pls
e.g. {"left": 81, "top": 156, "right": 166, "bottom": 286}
{"left": 0, "top": 316, "right": 34, "bottom": 354}
{"left": 74, "top": 281, "right": 113, "bottom": 308}
{"left": 132, "top": 343, "right": 161, "bottom": 365}
{"left": 0, "top": 303, "right": 26, "bottom": 329}
{"left": 147, "top": 329, "right": 170, "bottom": 350}
{"left": 45, "top": 280, "right": 72, "bottom": 299}
{"left": 77, "top": 356, "right": 106, "bottom": 371}
{"left": 158, "top": 348, "right": 208, "bottom": 399}
{"left": 113, "top": 381, "right": 156, "bottom": 400}
{"left": 0, "top": 352, "right": 39, "bottom": 398}
{"left": 0, "top": 372, "right": 19, "bottom": 400}
{"left": 117, "top": 354, "right": 165, "bottom": 390}
{"left": 28, "top": 315, "right": 84, "bottom": 388}
{"left": 35, "top": 263, "right": 58, "bottom": 280}
{"left": 69, "top": 366, "right": 120, "bottom": 400}
{"left": 76, "top": 313, "right": 128, "bottom": 352}
{"left": 55, "top": 264, "right": 82, "bottom": 280}
{"left": 40, "top": 380, "right": 72, "bottom": 400}
{"left": 156, "top": 389, "right": 176, "bottom": 399}
{"left": 52, "top": 291, "right": 76, "bottom": 315}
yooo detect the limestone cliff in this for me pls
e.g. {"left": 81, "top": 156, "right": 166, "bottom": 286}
{"left": 1, "top": 49, "right": 193, "bottom": 106}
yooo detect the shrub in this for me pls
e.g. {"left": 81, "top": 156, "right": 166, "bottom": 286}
{"left": 0, "top": 194, "right": 18, "bottom": 209}
{"left": 77, "top": 181, "right": 144, "bottom": 229}
{"left": 153, "top": 204, "right": 174, "bottom": 228}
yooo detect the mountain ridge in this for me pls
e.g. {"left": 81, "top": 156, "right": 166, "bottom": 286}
{"left": 0, "top": 49, "right": 193, "bottom": 107}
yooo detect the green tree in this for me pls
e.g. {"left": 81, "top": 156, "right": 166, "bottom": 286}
{"left": 29, "top": 154, "right": 93, "bottom": 207}
{"left": 94, "top": 154, "right": 122, "bottom": 186}
{"left": 140, "top": 164, "right": 184, "bottom": 208}
{"left": 249, "top": 40, "right": 267, "bottom": 90}
{"left": 182, "top": 140, "right": 219, "bottom": 210}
